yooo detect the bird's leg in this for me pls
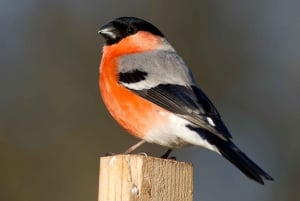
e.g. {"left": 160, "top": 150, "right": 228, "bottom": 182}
{"left": 160, "top": 148, "right": 176, "bottom": 159}
{"left": 123, "top": 140, "right": 146, "bottom": 154}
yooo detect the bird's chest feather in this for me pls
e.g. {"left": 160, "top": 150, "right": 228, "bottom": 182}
{"left": 99, "top": 57, "right": 169, "bottom": 139}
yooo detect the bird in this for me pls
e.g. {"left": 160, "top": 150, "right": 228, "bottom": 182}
{"left": 97, "top": 16, "right": 273, "bottom": 184}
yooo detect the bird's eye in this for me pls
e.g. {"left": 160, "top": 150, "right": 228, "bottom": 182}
{"left": 126, "top": 27, "right": 136, "bottom": 35}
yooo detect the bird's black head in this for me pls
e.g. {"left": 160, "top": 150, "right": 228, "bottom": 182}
{"left": 98, "top": 17, "right": 164, "bottom": 45}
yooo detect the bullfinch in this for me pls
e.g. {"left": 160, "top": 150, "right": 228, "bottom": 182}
{"left": 98, "top": 16, "right": 273, "bottom": 184}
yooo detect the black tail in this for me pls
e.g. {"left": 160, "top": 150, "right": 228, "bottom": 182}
{"left": 187, "top": 125, "right": 274, "bottom": 184}
{"left": 217, "top": 140, "right": 274, "bottom": 184}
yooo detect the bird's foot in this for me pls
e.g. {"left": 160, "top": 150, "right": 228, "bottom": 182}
{"left": 105, "top": 152, "right": 117, "bottom": 156}
{"left": 160, "top": 149, "right": 176, "bottom": 160}
{"left": 105, "top": 152, "right": 147, "bottom": 157}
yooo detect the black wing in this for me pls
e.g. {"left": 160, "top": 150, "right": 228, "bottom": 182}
{"left": 129, "top": 83, "right": 232, "bottom": 140}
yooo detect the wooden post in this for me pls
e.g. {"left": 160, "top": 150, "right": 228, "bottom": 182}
{"left": 98, "top": 155, "right": 193, "bottom": 201}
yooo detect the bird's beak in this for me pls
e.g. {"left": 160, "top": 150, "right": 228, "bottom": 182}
{"left": 98, "top": 23, "right": 117, "bottom": 40}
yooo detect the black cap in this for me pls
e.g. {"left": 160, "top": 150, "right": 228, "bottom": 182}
{"left": 98, "top": 17, "right": 164, "bottom": 45}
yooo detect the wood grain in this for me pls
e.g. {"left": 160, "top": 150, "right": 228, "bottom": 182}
{"left": 98, "top": 155, "right": 193, "bottom": 201}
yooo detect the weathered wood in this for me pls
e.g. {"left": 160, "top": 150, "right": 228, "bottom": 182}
{"left": 98, "top": 155, "right": 193, "bottom": 201}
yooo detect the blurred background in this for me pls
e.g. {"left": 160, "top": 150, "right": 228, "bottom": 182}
{"left": 0, "top": 0, "right": 299, "bottom": 200}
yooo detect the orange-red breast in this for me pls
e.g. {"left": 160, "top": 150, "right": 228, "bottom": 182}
{"left": 98, "top": 17, "right": 273, "bottom": 184}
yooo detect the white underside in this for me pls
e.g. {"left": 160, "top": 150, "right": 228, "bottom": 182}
{"left": 144, "top": 111, "right": 220, "bottom": 153}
